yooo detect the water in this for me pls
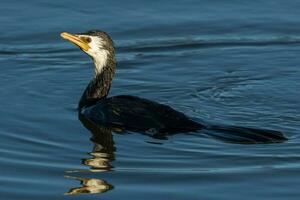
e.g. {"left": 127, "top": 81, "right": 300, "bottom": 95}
{"left": 1, "top": 0, "right": 300, "bottom": 199}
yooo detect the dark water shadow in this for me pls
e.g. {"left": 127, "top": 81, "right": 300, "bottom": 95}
{"left": 117, "top": 37, "right": 300, "bottom": 53}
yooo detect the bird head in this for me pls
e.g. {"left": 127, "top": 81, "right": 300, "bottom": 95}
{"left": 60, "top": 30, "right": 115, "bottom": 73}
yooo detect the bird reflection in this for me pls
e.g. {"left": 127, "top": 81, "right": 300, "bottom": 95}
{"left": 65, "top": 176, "right": 113, "bottom": 195}
{"left": 82, "top": 148, "right": 113, "bottom": 172}
{"left": 65, "top": 114, "right": 116, "bottom": 195}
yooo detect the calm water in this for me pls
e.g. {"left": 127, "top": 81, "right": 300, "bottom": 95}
{"left": 1, "top": 0, "right": 300, "bottom": 199}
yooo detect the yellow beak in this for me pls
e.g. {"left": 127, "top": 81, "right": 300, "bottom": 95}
{"left": 60, "top": 32, "right": 90, "bottom": 51}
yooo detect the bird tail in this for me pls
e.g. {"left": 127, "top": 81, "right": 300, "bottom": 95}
{"left": 202, "top": 124, "right": 287, "bottom": 144}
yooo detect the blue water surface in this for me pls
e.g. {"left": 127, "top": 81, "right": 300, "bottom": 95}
{"left": 0, "top": 0, "right": 300, "bottom": 199}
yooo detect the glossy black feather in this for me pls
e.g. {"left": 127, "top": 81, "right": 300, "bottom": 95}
{"left": 81, "top": 95, "right": 203, "bottom": 133}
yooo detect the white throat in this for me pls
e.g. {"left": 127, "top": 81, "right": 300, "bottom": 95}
{"left": 93, "top": 50, "right": 109, "bottom": 75}
{"left": 85, "top": 36, "right": 110, "bottom": 75}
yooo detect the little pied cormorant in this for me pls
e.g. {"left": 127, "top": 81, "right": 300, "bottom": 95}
{"left": 60, "top": 30, "right": 287, "bottom": 143}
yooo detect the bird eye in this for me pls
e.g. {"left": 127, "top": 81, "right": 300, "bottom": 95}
{"left": 86, "top": 37, "right": 91, "bottom": 43}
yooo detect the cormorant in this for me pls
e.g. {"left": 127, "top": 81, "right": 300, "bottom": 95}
{"left": 61, "top": 30, "right": 287, "bottom": 143}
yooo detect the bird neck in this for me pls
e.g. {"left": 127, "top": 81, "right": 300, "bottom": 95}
{"left": 78, "top": 53, "right": 116, "bottom": 110}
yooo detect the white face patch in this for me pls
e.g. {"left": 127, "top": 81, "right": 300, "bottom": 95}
{"left": 79, "top": 35, "right": 110, "bottom": 74}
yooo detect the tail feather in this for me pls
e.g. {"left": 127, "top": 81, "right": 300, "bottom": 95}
{"left": 203, "top": 124, "right": 287, "bottom": 144}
